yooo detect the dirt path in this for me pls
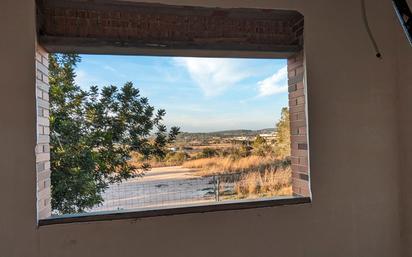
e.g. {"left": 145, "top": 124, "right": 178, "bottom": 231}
{"left": 133, "top": 166, "right": 201, "bottom": 182}
{"left": 90, "top": 166, "right": 216, "bottom": 212}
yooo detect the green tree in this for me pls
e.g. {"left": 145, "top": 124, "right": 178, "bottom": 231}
{"left": 252, "top": 135, "right": 271, "bottom": 156}
{"left": 274, "top": 107, "right": 291, "bottom": 159}
{"left": 49, "top": 54, "right": 179, "bottom": 214}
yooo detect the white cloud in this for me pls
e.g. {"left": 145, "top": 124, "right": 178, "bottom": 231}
{"left": 103, "top": 65, "right": 127, "bottom": 78}
{"left": 74, "top": 69, "right": 110, "bottom": 89}
{"left": 173, "top": 57, "right": 251, "bottom": 96}
{"left": 257, "top": 66, "right": 288, "bottom": 97}
{"left": 103, "top": 65, "right": 117, "bottom": 72}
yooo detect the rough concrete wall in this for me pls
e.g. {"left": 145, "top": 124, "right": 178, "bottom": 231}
{"left": 397, "top": 16, "right": 412, "bottom": 257}
{"left": 37, "top": 1, "right": 402, "bottom": 257}
{"left": 0, "top": 0, "right": 38, "bottom": 256}
{"left": 36, "top": 46, "right": 51, "bottom": 219}
{"left": 0, "top": 0, "right": 408, "bottom": 257}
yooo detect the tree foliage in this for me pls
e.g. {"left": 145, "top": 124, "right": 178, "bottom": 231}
{"left": 49, "top": 54, "right": 179, "bottom": 214}
{"left": 252, "top": 135, "right": 271, "bottom": 157}
{"left": 273, "top": 107, "right": 291, "bottom": 159}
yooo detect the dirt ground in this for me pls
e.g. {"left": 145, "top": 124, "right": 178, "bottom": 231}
{"left": 90, "top": 166, "right": 216, "bottom": 212}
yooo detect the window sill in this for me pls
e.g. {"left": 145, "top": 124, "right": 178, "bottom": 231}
{"left": 38, "top": 196, "right": 311, "bottom": 226}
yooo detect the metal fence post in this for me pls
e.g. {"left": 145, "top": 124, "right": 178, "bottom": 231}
{"left": 215, "top": 175, "right": 220, "bottom": 202}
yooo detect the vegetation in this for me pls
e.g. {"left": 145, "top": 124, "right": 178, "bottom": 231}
{"left": 252, "top": 135, "right": 271, "bottom": 157}
{"left": 233, "top": 168, "right": 292, "bottom": 198}
{"left": 49, "top": 54, "right": 179, "bottom": 213}
{"left": 133, "top": 151, "right": 190, "bottom": 168}
{"left": 198, "top": 148, "right": 218, "bottom": 158}
{"left": 183, "top": 156, "right": 289, "bottom": 176}
{"left": 273, "top": 107, "right": 291, "bottom": 159}
{"left": 181, "top": 108, "right": 291, "bottom": 172}
{"left": 183, "top": 155, "right": 291, "bottom": 199}
{"left": 179, "top": 108, "right": 292, "bottom": 199}
{"left": 49, "top": 54, "right": 292, "bottom": 212}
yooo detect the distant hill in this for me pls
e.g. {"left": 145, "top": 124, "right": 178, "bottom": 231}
{"left": 177, "top": 128, "right": 275, "bottom": 139}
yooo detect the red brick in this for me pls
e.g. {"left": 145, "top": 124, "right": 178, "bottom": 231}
{"left": 292, "top": 178, "right": 310, "bottom": 197}
{"left": 291, "top": 148, "right": 308, "bottom": 158}
{"left": 289, "top": 88, "right": 305, "bottom": 99}
{"left": 291, "top": 119, "right": 306, "bottom": 129}
{"left": 291, "top": 135, "right": 307, "bottom": 143}
{"left": 292, "top": 164, "right": 308, "bottom": 173}
{"left": 299, "top": 156, "right": 308, "bottom": 166}
{"left": 289, "top": 104, "right": 306, "bottom": 113}
{"left": 296, "top": 66, "right": 305, "bottom": 75}
{"left": 287, "top": 61, "right": 303, "bottom": 72}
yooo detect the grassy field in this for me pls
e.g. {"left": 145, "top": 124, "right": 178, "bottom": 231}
{"left": 130, "top": 126, "right": 293, "bottom": 200}
{"left": 182, "top": 155, "right": 292, "bottom": 198}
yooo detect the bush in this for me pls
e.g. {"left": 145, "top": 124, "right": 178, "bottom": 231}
{"left": 227, "top": 145, "right": 252, "bottom": 159}
{"left": 164, "top": 151, "right": 190, "bottom": 165}
{"left": 198, "top": 148, "right": 218, "bottom": 158}
{"left": 234, "top": 168, "right": 292, "bottom": 197}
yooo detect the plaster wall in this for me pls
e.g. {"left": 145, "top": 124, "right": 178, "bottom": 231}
{"left": 0, "top": 0, "right": 409, "bottom": 256}
{"left": 398, "top": 10, "right": 412, "bottom": 257}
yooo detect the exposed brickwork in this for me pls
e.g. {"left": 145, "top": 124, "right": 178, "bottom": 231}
{"left": 36, "top": 46, "right": 51, "bottom": 219}
{"left": 35, "top": 3, "right": 307, "bottom": 214}
{"left": 290, "top": 15, "right": 304, "bottom": 46}
{"left": 37, "top": 1, "right": 303, "bottom": 53}
{"left": 288, "top": 51, "right": 310, "bottom": 197}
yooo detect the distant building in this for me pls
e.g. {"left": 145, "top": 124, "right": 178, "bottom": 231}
{"left": 258, "top": 133, "right": 276, "bottom": 141}
{"left": 233, "top": 136, "right": 249, "bottom": 141}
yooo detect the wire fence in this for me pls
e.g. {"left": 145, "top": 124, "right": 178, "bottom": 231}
{"left": 90, "top": 167, "right": 292, "bottom": 213}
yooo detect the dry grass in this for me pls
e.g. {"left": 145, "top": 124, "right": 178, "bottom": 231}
{"left": 182, "top": 155, "right": 283, "bottom": 176}
{"left": 130, "top": 152, "right": 189, "bottom": 168}
{"left": 233, "top": 167, "right": 292, "bottom": 198}
{"left": 183, "top": 155, "right": 292, "bottom": 198}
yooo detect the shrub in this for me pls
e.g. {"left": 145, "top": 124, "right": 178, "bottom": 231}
{"left": 199, "top": 148, "right": 218, "bottom": 158}
{"left": 164, "top": 151, "right": 190, "bottom": 165}
{"left": 234, "top": 168, "right": 292, "bottom": 197}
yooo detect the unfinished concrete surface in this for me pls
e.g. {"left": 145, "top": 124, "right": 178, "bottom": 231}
{"left": 0, "top": 0, "right": 411, "bottom": 257}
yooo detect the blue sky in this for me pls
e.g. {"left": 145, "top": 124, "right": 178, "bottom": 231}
{"left": 75, "top": 55, "right": 288, "bottom": 133}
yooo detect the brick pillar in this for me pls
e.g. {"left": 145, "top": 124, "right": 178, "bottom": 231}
{"left": 36, "top": 46, "right": 51, "bottom": 219}
{"left": 288, "top": 51, "right": 310, "bottom": 197}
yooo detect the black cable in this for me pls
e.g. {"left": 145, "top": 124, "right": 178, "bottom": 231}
{"left": 361, "top": 0, "right": 383, "bottom": 59}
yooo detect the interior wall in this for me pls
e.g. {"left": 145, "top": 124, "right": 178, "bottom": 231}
{"left": 398, "top": 15, "right": 412, "bottom": 257}
{"left": 0, "top": 0, "right": 409, "bottom": 256}
{"left": 0, "top": 1, "right": 38, "bottom": 256}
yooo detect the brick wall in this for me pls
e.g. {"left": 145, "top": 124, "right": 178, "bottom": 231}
{"left": 36, "top": 46, "right": 51, "bottom": 219}
{"left": 37, "top": 1, "right": 303, "bottom": 54}
{"left": 288, "top": 51, "right": 310, "bottom": 197}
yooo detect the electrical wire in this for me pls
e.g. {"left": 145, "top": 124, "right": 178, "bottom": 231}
{"left": 361, "top": 0, "right": 383, "bottom": 59}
